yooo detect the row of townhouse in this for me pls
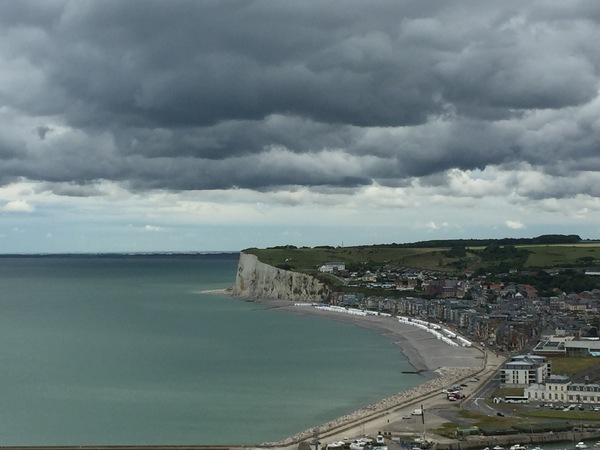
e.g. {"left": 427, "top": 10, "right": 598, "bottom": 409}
{"left": 421, "top": 279, "right": 470, "bottom": 298}
{"left": 546, "top": 294, "right": 600, "bottom": 313}
{"left": 526, "top": 374, "right": 600, "bottom": 404}
{"left": 329, "top": 270, "right": 599, "bottom": 352}
{"left": 328, "top": 292, "right": 542, "bottom": 352}
{"left": 323, "top": 257, "right": 600, "bottom": 308}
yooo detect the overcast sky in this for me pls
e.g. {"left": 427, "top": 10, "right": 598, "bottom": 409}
{"left": 1, "top": 0, "right": 600, "bottom": 253}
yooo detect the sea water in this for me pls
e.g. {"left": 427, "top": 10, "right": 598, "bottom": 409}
{"left": 0, "top": 254, "right": 422, "bottom": 446}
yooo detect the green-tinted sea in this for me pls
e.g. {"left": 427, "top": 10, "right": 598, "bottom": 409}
{"left": 0, "top": 254, "right": 422, "bottom": 446}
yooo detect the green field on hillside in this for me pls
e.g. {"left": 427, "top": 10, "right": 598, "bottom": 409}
{"left": 243, "top": 245, "right": 451, "bottom": 273}
{"left": 522, "top": 244, "right": 600, "bottom": 268}
{"left": 244, "top": 241, "right": 600, "bottom": 274}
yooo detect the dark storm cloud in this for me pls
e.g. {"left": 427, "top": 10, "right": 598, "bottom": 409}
{"left": 0, "top": 0, "right": 599, "bottom": 195}
{"left": 35, "top": 126, "right": 52, "bottom": 140}
{"left": 113, "top": 115, "right": 359, "bottom": 159}
{"left": 39, "top": 0, "right": 441, "bottom": 128}
{"left": 0, "top": 134, "right": 25, "bottom": 160}
{"left": 36, "top": 181, "right": 104, "bottom": 197}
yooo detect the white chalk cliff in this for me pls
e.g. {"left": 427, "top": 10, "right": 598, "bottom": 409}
{"left": 233, "top": 252, "right": 329, "bottom": 302}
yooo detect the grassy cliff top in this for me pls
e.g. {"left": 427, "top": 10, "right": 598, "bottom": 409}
{"left": 243, "top": 238, "right": 600, "bottom": 274}
{"left": 244, "top": 245, "right": 448, "bottom": 272}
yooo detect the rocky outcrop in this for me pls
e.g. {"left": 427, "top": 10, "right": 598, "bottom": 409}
{"left": 233, "top": 252, "right": 329, "bottom": 302}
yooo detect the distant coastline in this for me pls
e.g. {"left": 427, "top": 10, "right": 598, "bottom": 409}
{"left": 0, "top": 251, "right": 240, "bottom": 258}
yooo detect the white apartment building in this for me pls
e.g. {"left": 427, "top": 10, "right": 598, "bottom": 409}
{"left": 499, "top": 355, "right": 551, "bottom": 387}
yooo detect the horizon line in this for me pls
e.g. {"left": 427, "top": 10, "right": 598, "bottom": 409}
{"left": 0, "top": 251, "right": 241, "bottom": 257}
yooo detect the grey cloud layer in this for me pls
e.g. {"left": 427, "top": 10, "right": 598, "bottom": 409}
{"left": 1, "top": 0, "right": 599, "bottom": 194}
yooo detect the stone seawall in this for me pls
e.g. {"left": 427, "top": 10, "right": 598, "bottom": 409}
{"left": 233, "top": 252, "right": 329, "bottom": 302}
{"left": 437, "top": 430, "right": 600, "bottom": 450}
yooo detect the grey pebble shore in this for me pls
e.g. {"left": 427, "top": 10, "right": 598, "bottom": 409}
{"left": 249, "top": 300, "right": 485, "bottom": 447}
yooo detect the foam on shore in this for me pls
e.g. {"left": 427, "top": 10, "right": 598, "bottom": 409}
{"left": 196, "top": 287, "right": 234, "bottom": 294}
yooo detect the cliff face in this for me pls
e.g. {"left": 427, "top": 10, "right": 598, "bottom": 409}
{"left": 233, "top": 252, "right": 329, "bottom": 302}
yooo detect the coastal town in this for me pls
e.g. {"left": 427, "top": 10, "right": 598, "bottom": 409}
{"left": 320, "top": 259, "right": 600, "bottom": 356}
{"left": 284, "top": 254, "right": 600, "bottom": 450}
{"left": 234, "top": 241, "right": 600, "bottom": 450}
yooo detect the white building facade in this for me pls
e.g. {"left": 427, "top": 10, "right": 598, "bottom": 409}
{"left": 525, "top": 375, "right": 570, "bottom": 402}
{"left": 526, "top": 375, "right": 600, "bottom": 404}
{"left": 500, "top": 355, "right": 551, "bottom": 387}
{"left": 318, "top": 262, "right": 346, "bottom": 273}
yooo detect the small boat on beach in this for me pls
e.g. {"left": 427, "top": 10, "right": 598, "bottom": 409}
{"left": 493, "top": 446, "right": 504, "bottom": 450}
{"left": 576, "top": 443, "right": 588, "bottom": 449}
{"left": 510, "top": 445, "right": 526, "bottom": 450}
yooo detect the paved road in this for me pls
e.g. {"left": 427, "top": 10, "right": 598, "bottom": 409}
{"left": 463, "top": 354, "right": 504, "bottom": 416}
{"left": 307, "top": 350, "right": 507, "bottom": 450}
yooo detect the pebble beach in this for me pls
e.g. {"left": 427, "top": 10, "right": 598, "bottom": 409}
{"left": 253, "top": 301, "right": 488, "bottom": 448}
